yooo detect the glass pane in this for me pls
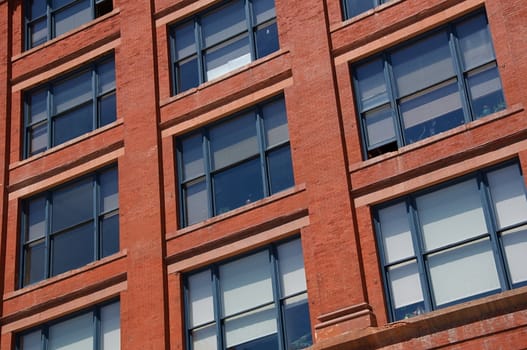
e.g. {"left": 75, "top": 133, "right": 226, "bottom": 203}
{"left": 457, "top": 14, "right": 494, "bottom": 70}
{"left": 378, "top": 202, "right": 414, "bottom": 263}
{"left": 268, "top": 146, "right": 294, "bottom": 194}
{"left": 487, "top": 164, "right": 527, "bottom": 229}
{"left": 48, "top": 312, "right": 93, "bottom": 350}
{"left": 468, "top": 64, "right": 505, "bottom": 118}
{"left": 364, "top": 106, "right": 395, "bottom": 147}
{"left": 392, "top": 31, "right": 455, "bottom": 97}
{"left": 174, "top": 21, "right": 196, "bottom": 59}
{"left": 177, "top": 57, "right": 200, "bottom": 92}
{"left": 253, "top": 0, "right": 275, "bottom": 24}
{"left": 220, "top": 250, "right": 273, "bottom": 316}
{"left": 100, "top": 167, "right": 118, "bottom": 212}
{"left": 53, "top": 103, "right": 93, "bottom": 146}
{"left": 277, "top": 239, "right": 306, "bottom": 297}
{"left": 27, "top": 196, "right": 46, "bottom": 242}
{"left": 417, "top": 179, "right": 487, "bottom": 251}
{"left": 284, "top": 294, "right": 312, "bottom": 350}
{"left": 180, "top": 133, "right": 204, "bottom": 180}
{"left": 255, "top": 21, "right": 279, "bottom": 58}
{"left": 51, "top": 178, "right": 93, "bottom": 232}
{"left": 20, "top": 329, "right": 42, "bottom": 350}
{"left": 98, "top": 59, "right": 115, "bottom": 93}
{"left": 100, "top": 302, "right": 120, "bottom": 350}
{"left": 388, "top": 260, "right": 424, "bottom": 313}
{"left": 401, "top": 81, "right": 464, "bottom": 144}
{"left": 29, "top": 0, "right": 47, "bottom": 19}
{"left": 428, "top": 238, "right": 500, "bottom": 307}
{"left": 29, "top": 89, "right": 47, "bottom": 124}
{"left": 30, "top": 18, "right": 48, "bottom": 47}
{"left": 355, "top": 58, "right": 389, "bottom": 110}
{"left": 192, "top": 324, "right": 218, "bottom": 350}
{"left": 224, "top": 304, "right": 277, "bottom": 348}
{"left": 501, "top": 226, "right": 527, "bottom": 285}
{"left": 202, "top": 0, "right": 246, "bottom": 47}
{"left": 29, "top": 123, "right": 48, "bottom": 155}
{"left": 210, "top": 113, "right": 258, "bottom": 170}
{"left": 99, "top": 93, "right": 117, "bottom": 126}
{"left": 101, "top": 214, "right": 119, "bottom": 258}
{"left": 205, "top": 35, "right": 251, "bottom": 81}
{"left": 344, "top": 0, "right": 375, "bottom": 18}
{"left": 188, "top": 269, "right": 214, "bottom": 327}
{"left": 24, "top": 241, "right": 45, "bottom": 286}
{"left": 51, "top": 223, "right": 94, "bottom": 276}
{"left": 53, "top": 70, "right": 92, "bottom": 114}
{"left": 213, "top": 158, "right": 264, "bottom": 215}
{"left": 54, "top": 0, "right": 92, "bottom": 37}
{"left": 52, "top": 0, "right": 75, "bottom": 8}
{"left": 184, "top": 180, "right": 208, "bottom": 225}
{"left": 263, "top": 98, "right": 288, "bottom": 148}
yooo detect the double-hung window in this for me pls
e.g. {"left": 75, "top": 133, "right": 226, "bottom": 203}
{"left": 342, "top": 0, "right": 389, "bottom": 19}
{"left": 17, "top": 300, "right": 120, "bottom": 349}
{"left": 169, "top": 0, "right": 279, "bottom": 95}
{"left": 25, "top": 0, "right": 113, "bottom": 49}
{"left": 184, "top": 238, "right": 312, "bottom": 350}
{"left": 352, "top": 11, "right": 505, "bottom": 158}
{"left": 20, "top": 166, "right": 119, "bottom": 287}
{"left": 176, "top": 96, "right": 294, "bottom": 227}
{"left": 374, "top": 161, "right": 527, "bottom": 321}
{"left": 24, "top": 55, "right": 116, "bottom": 158}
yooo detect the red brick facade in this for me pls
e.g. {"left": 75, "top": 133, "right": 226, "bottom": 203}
{"left": 1, "top": 0, "right": 527, "bottom": 349}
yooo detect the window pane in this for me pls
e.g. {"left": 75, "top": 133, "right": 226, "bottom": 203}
{"left": 213, "top": 158, "right": 264, "bottom": 214}
{"left": 268, "top": 146, "right": 294, "bottom": 194}
{"left": 48, "top": 312, "right": 94, "bottom": 350}
{"left": 378, "top": 202, "right": 414, "bottom": 263}
{"left": 51, "top": 178, "right": 93, "bottom": 232}
{"left": 210, "top": 113, "right": 258, "bottom": 170}
{"left": 29, "top": 0, "right": 47, "bottom": 19}
{"left": 457, "top": 14, "right": 494, "bottom": 70}
{"left": 54, "top": 0, "right": 92, "bottom": 37}
{"left": 283, "top": 294, "right": 312, "bottom": 350}
{"left": 192, "top": 324, "right": 218, "bottom": 350}
{"left": 52, "top": 0, "right": 75, "bottom": 8}
{"left": 255, "top": 21, "right": 279, "bottom": 58}
{"left": 364, "top": 106, "right": 395, "bottom": 147}
{"left": 184, "top": 180, "right": 208, "bottom": 225}
{"left": 180, "top": 134, "right": 204, "bottom": 180}
{"left": 224, "top": 304, "right": 277, "bottom": 349}
{"left": 27, "top": 196, "right": 46, "bottom": 242}
{"left": 51, "top": 223, "right": 94, "bottom": 276}
{"left": 20, "top": 330, "right": 42, "bottom": 350}
{"left": 24, "top": 241, "right": 45, "bottom": 285}
{"left": 501, "top": 226, "right": 527, "bottom": 286}
{"left": 30, "top": 18, "right": 48, "bottom": 47}
{"left": 388, "top": 260, "right": 424, "bottom": 314}
{"left": 220, "top": 250, "right": 273, "bottom": 316}
{"left": 202, "top": 0, "right": 246, "bottom": 47}
{"left": 100, "top": 302, "right": 120, "bottom": 350}
{"left": 416, "top": 179, "right": 487, "bottom": 251}
{"left": 344, "top": 0, "right": 375, "bottom": 18}
{"left": 98, "top": 59, "right": 116, "bottom": 93}
{"left": 53, "top": 70, "right": 92, "bottom": 114}
{"left": 29, "top": 89, "right": 47, "bottom": 124}
{"left": 100, "top": 167, "right": 118, "bottom": 212}
{"left": 99, "top": 93, "right": 117, "bottom": 126}
{"left": 487, "top": 164, "right": 527, "bottom": 229}
{"left": 29, "top": 123, "right": 48, "bottom": 155}
{"left": 277, "top": 239, "right": 306, "bottom": 297}
{"left": 53, "top": 103, "right": 93, "bottom": 145}
{"left": 205, "top": 35, "right": 251, "bottom": 81}
{"left": 263, "top": 98, "right": 288, "bottom": 148}
{"left": 428, "top": 239, "right": 500, "bottom": 307}
{"left": 174, "top": 21, "right": 196, "bottom": 59}
{"left": 100, "top": 214, "right": 119, "bottom": 258}
{"left": 468, "top": 64, "right": 505, "bottom": 118}
{"left": 355, "top": 58, "right": 388, "bottom": 110}
{"left": 177, "top": 57, "right": 200, "bottom": 92}
{"left": 188, "top": 269, "right": 215, "bottom": 327}
{"left": 392, "top": 31, "right": 455, "bottom": 97}
{"left": 252, "top": 0, "right": 275, "bottom": 25}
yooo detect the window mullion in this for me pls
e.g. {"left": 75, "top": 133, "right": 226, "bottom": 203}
{"left": 46, "top": 87, "right": 53, "bottom": 151}
{"left": 46, "top": 0, "right": 52, "bottom": 42}
{"left": 195, "top": 18, "right": 205, "bottom": 85}
{"left": 245, "top": 0, "right": 256, "bottom": 61}
{"left": 92, "top": 66, "right": 98, "bottom": 130}
{"left": 94, "top": 173, "right": 101, "bottom": 261}
{"left": 93, "top": 307, "right": 100, "bottom": 350}
{"left": 270, "top": 246, "right": 285, "bottom": 350}
{"left": 256, "top": 108, "right": 270, "bottom": 197}
{"left": 384, "top": 53, "right": 404, "bottom": 148}
{"left": 44, "top": 193, "right": 52, "bottom": 280}
{"left": 448, "top": 26, "right": 473, "bottom": 123}
{"left": 203, "top": 130, "right": 214, "bottom": 218}
{"left": 43, "top": 324, "right": 49, "bottom": 350}
{"left": 211, "top": 266, "right": 223, "bottom": 350}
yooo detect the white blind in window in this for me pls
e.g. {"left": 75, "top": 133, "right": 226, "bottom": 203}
{"left": 189, "top": 269, "right": 214, "bottom": 327}
{"left": 224, "top": 305, "right": 277, "bottom": 348}
{"left": 378, "top": 202, "right": 414, "bottom": 264}
{"left": 48, "top": 312, "right": 93, "bottom": 350}
{"left": 277, "top": 239, "right": 306, "bottom": 297}
{"left": 100, "top": 302, "right": 120, "bottom": 350}
{"left": 388, "top": 260, "right": 423, "bottom": 308}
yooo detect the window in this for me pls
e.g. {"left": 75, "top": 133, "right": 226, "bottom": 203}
{"left": 352, "top": 12, "right": 505, "bottom": 159}
{"left": 17, "top": 300, "right": 120, "bottom": 350}
{"left": 20, "top": 166, "right": 119, "bottom": 287}
{"left": 169, "top": 0, "right": 279, "bottom": 95}
{"left": 24, "top": 55, "right": 116, "bottom": 158}
{"left": 25, "top": 0, "right": 113, "bottom": 49}
{"left": 176, "top": 96, "right": 294, "bottom": 227}
{"left": 342, "top": 0, "right": 388, "bottom": 19}
{"left": 374, "top": 161, "right": 527, "bottom": 321}
{"left": 184, "top": 238, "right": 312, "bottom": 350}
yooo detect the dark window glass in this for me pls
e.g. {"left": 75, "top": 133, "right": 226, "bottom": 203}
{"left": 343, "top": 0, "right": 388, "bottom": 19}
{"left": 176, "top": 96, "right": 293, "bottom": 227}
{"left": 100, "top": 213, "right": 119, "bottom": 258}
{"left": 352, "top": 11, "right": 505, "bottom": 159}
{"left": 51, "top": 223, "right": 94, "bottom": 275}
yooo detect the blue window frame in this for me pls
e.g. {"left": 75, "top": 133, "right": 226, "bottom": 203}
{"left": 184, "top": 238, "right": 312, "bottom": 350}
{"left": 169, "top": 0, "right": 279, "bottom": 95}
{"left": 20, "top": 165, "right": 119, "bottom": 287}
{"left": 352, "top": 11, "right": 505, "bottom": 159}
{"left": 176, "top": 96, "right": 294, "bottom": 227}
{"left": 374, "top": 161, "right": 527, "bottom": 321}
{"left": 24, "top": 55, "right": 116, "bottom": 158}
{"left": 17, "top": 300, "right": 120, "bottom": 349}
{"left": 25, "top": 0, "right": 113, "bottom": 49}
{"left": 342, "top": 0, "right": 388, "bottom": 19}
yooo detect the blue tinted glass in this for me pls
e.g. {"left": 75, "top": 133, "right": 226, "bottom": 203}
{"left": 205, "top": 35, "right": 251, "bottom": 81}
{"left": 467, "top": 64, "right": 505, "bottom": 118}
{"left": 213, "top": 158, "right": 263, "bottom": 215}
{"left": 185, "top": 180, "right": 208, "bottom": 225}
{"left": 30, "top": 18, "right": 48, "bottom": 48}
{"left": 51, "top": 178, "right": 93, "bottom": 232}
{"left": 101, "top": 214, "right": 119, "bottom": 258}
{"left": 27, "top": 196, "right": 46, "bottom": 242}
{"left": 252, "top": 0, "right": 275, "bottom": 24}
{"left": 268, "top": 146, "right": 294, "bottom": 194}
{"left": 29, "top": 89, "right": 47, "bottom": 124}
{"left": 284, "top": 296, "right": 312, "bottom": 350}
{"left": 227, "top": 333, "right": 278, "bottom": 350}
{"left": 53, "top": 0, "right": 91, "bottom": 37}
{"left": 202, "top": 0, "right": 246, "bottom": 47}
{"left": 175, "top": 21, "right": 196, "bottom": 59}
{"left": 255, "top": 22, "right": 279, "bottom": 59}
{"left": 181, "top": 133, "right": 204, "bottom": 181}
{"left": 29, "top": 0, "right": 47, "bottom": 19}
{"left": 344, "top": 0, "right": 375, "bottom": 18}
{"left": 355, "top": 58, "right": 388, "bottom": 110}
{"left": 98, "top": 59, "right": 116, "bottom": 93}
{"left": 29, "top": 123, "right": 48, "bottom": 156}
{"left": 178, "top": 57, "right": 200, "bottom": 93}
{"left": 99, "top": 93, "right": 116, "bottom": 126}
{"left": 51, "top": 223, "right": 94, "bottom": 276}
{"left": 52, "top": 0, "right": 75, "bottom": 8}
{"left": 24, "top": 242, "right": 45, "bottom": 285}
{"left": 457, "top": 14, "right": 494, "bottom": 70}
{"left": 53, "top": 70, "right": 91, "bottom": 114}
{"left": 53, "top": 103, "right": 93, "bottom": 146}
{"left": 100, "top": 167, "right": 118, "bottom": 212}
{"left": 393, "top": 300, "right": 426, "bottom": 321}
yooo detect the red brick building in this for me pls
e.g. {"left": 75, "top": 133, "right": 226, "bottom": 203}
{"left": 1, "top": 0, "right": 527, "bottom": 349}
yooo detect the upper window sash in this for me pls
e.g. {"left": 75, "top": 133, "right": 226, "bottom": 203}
{"left": 352, "top": 11, "right": 505, "bottom": 159}
{"left": 24, "top": 55, "right": 117, "bottom": 158}
{"left": 342, "top": 0, "right": 388, "bottom": 20}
